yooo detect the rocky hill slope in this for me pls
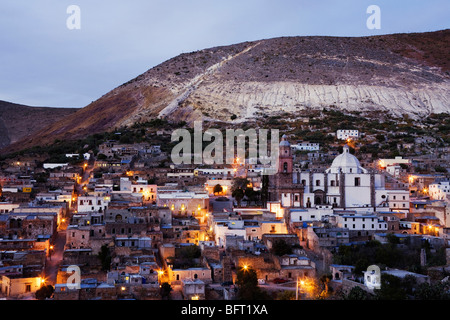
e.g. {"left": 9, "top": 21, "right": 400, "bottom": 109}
{"left": 0, "top": 101, "right": 78, "bottom": 150}
{"left": 3, "top": 29, "right": 449, "bottom": 153}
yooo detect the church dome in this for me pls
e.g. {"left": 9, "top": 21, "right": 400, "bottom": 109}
{"left": 279, "top": 134, "right": 290, "bottom": 147}
{"left": 326, "top": 145, "right": 367, "bottom": 174}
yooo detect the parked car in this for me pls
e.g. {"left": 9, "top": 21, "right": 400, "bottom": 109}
{"left": 273, "top": 278, "right": 289, "bottom": 284}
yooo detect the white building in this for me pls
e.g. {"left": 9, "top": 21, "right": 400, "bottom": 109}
{"left": 336, "top": 214, "right": 387, "bottom": 232}
{"left": 291, "top": 142, "right": 320, "bottom": 152}
{"left": 119, "top": 177, "right": 157, "bottom": 202}
{"left": 336, "top": 130, "right": 359, "bottom": 140}
{"left": 77, "top": 195, "right": 110, "bottom": 213}
{"left": 0, "top": 203, "right": 20, "bottom": 214}
{"left": 157, "top": 191, "right": 209, "bottom": 216}
{"left": 378, "top": 156, "right": 411, "bottom": 169}
{"left": 429, "top": 181, "right": 450, "bottom": 200}
{"left": 195, "top": 168, "right": 236, "bottom": 177}
{"left": 296, "top": 145, "right": 388, "bottom": 209}
{"left": 43, "top": 163, "right": 69, "bottom": 169}
{"left": 213, "top": 220, "right": 246, "bottom": 248}
{"left": 387, "top": 190, "right": 410, "bottom": 213}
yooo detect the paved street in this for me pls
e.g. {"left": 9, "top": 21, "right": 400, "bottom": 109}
{"left": 44, "top": 230, "right": 66, "bottom": 285}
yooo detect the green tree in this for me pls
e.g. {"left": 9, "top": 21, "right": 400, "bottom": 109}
{"left": 232, "top": 177, "right": 249, "bottom": 207}
{"left": 272, "top": 240, "right": 292, "bottom": 256}
{"left": 374, "top": 274, "right": 407, "bottom": 300}
{"left": 35, "top": 284, "right": 54, "bottom": 300}
{"left": 98, "top": 244, "right": 112, "bottom": 271}
{"left": 236, "top": 266, "right": 271, "bottom": 300}
{"left": 277, "top": 290, "right": 296, "bottom": 300}
{"left": 160, "top": 282, "right": 172, "bottom": 300}
{"left": 213, "top": 184, "right": 223, "bottom": 195}
{"left": 415, "top": 281, "right": 450, "bottom": 300}
{"left": 232, "top": 188, "right": 245, "bottom": 207}
{"left": 244, "top": 187, "right": 256, "bottom": 205}
{"left": 341, "top": 286, "right": 373, "bottom": 300}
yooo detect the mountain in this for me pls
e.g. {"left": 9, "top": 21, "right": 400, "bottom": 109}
{"left": 3, "top": 29, "right": 449, "bottom": 153}
{"left": 0, "top": 100, "right": 78, "bottom": 150}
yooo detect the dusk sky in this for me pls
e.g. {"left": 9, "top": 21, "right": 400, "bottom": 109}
{"left": 0, "top": 0, "right": 448, "bottom": 108}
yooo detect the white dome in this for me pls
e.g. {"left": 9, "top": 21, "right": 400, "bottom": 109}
{"left": 326, "top": 145, "right": 367, "bottom": 174}
{"left": 279, "top": 134, "right": 290, "bottom": 147}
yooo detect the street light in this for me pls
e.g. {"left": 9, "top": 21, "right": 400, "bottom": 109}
{"left": 158, "top": 269, "right": 165, "bottom": 284}
{"left": 296, "top": 278, "right": 305, "bottom": 300}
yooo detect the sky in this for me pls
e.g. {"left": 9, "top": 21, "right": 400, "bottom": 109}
{"left": 0, "top": 0, "right": 448, "bottom": 108}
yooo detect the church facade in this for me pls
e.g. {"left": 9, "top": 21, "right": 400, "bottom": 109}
{"left": 268, "top": 135, "right": 389, "bottom": 210}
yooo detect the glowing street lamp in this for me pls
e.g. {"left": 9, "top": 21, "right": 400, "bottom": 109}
{"left": 296, "top": 278, "right": 306, "bottom": 300}
{"left": 158, "top": 269, "right": 165, "bottom": 284}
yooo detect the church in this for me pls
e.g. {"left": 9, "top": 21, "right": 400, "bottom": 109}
{"left": 268, "top": 135, "right": 390, "bottom": 210}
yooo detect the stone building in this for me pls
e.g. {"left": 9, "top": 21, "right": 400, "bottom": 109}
{"left": 268, "top": 137, "right": 398, "bottom": 210}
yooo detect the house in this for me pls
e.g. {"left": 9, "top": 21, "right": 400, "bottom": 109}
{"left": 278, "top": 254, "right": 316, "bottom": 280}
{"left": 364, "top": 268, "right": 429, "bottom": 290}
{"left": 170, "top": 267, "right": 212, "bottom": 285}
{"left": 157, "top": 191, "right": 209, "bottom": 217}
{"left": 0, "top": 274, "right": 43, "bottom": 297}
{"left": 429, "top": 181, "right": 450, "bottom": 200}
{"left": 387, "top": 190, "right": 410, "bottom": 213}
{"left": 182, "top": 278, "right": 205, "bottom": 300}
{"left": 77, "top": 195, "right": 110, "bottom": 213}
{"left": 330, "top": 264, "right": 354, "bottom": 281}
{"left": 336, "top": 130, "right": 359, "bottom": 140}
{"left": 378, "top": 156, "right": 411, "bottom": 169}
{"left": 291, "top": 142, "right": 320, "bottom": 152}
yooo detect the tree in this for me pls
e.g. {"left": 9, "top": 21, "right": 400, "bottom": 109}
{"left": 160, "top": 282, "right": 172, "bottom": 300}
{"left": 98, "top": 244, "right": 112, "bottom": 271}
{"left": 232, "top": 188, "right": 245, "bottom": 207}
{"left": 415, "top": 281, "right": 450, "bottom": 300}
{"left": 277, "top": 290, "right": 296, "bottom": 300}
{"left": 236, "top": 266, "right": 271, "bottom": 300}
{"left": 260, "top": 175, "right": 269, "bottom": 207}
{"left": 244, "top": 187, "right": 256, "bottom": 205}
{"left": 318, "top": 274, "right": 333, "bottom": 299}
{"left": 35, "top": 285, "right": 54, "bottom": 300}
{"left": 374, "top": 274, "right": 407, "bottom": 300}
{"left": 232, "top": 177, "right": 249, "bottom": 207}
{"left": 272, "top": 240, "right": 292, "bottom": 256}
{"left": 340, "top": 286, "right": 373, "bottom": 300}
{"left": 232, "top": 177, "right": 250, "bottom": 191}
{"left": 213, "top": 184, "right": 223, "bottom": 195}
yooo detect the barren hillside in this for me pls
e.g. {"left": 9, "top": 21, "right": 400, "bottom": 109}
{"left": 0, "top": 101, "right": 78, "bottom": 150}
{"left": 3, "top": 29, "right": 449, "bottom": 153}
